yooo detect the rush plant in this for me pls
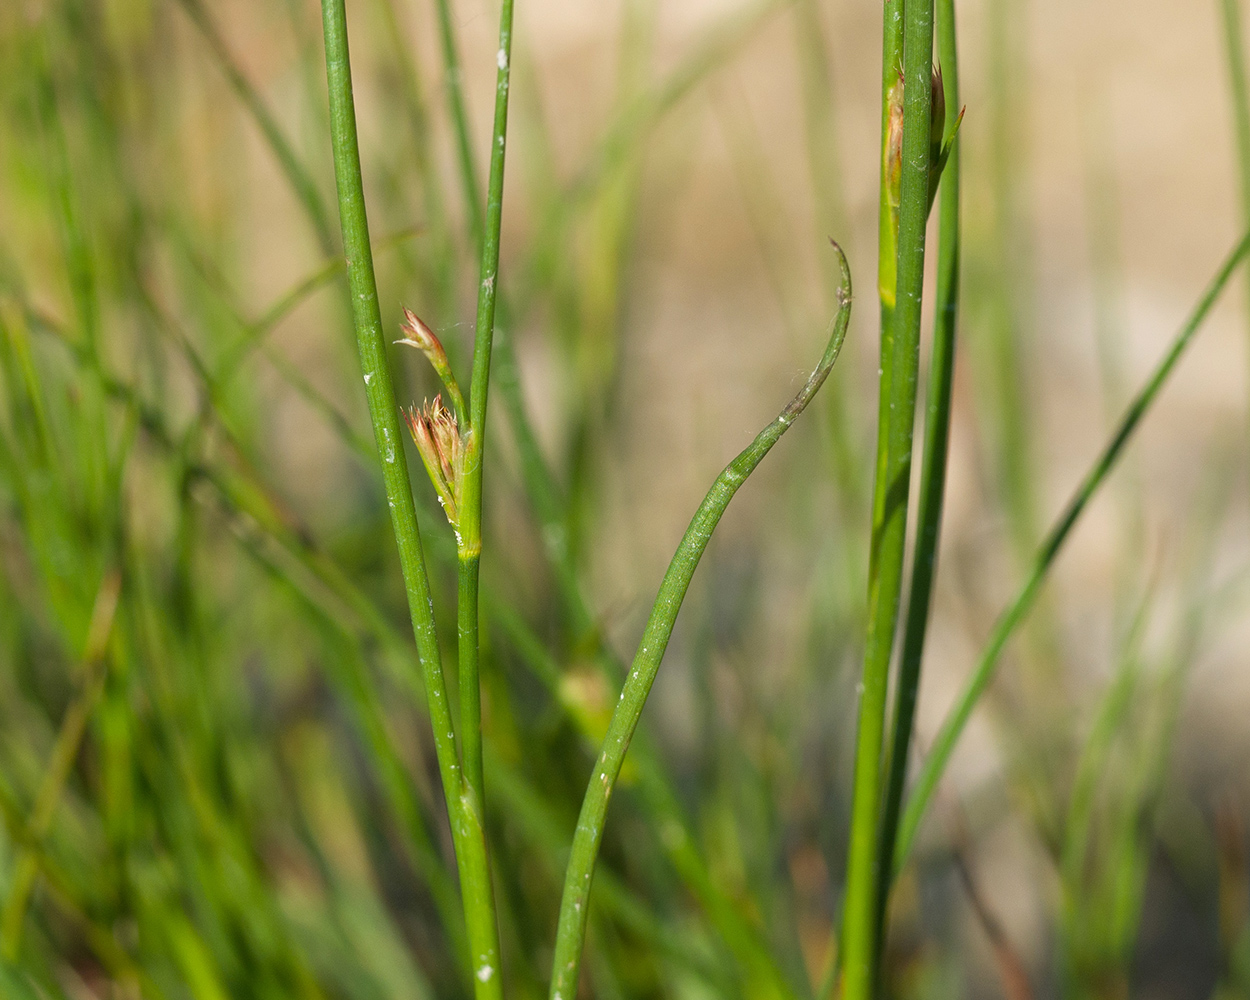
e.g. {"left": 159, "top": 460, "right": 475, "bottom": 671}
{"left": 316, "top": 0, "right": 1250, "bottom": 992}
{"left": 1, "top": 0, "right": 1246, "bottom": 996}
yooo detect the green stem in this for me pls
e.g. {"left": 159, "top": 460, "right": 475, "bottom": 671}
{"left": 451, "top": 0, "right": 515, "bottom": 947}
{"left": 1218, "top": 0, "right": 1250, "bottom": 431}
{"left": 548, "top": 246, "right": 853, "bottom": 1000}
{"left": 465, "top": 0, "right": 515, "bottom": 464}
{"left": 841, "top": 0, "right": 933, "bottom": 993}
{"left": 894, "top": 226, "right": 1250, "bottom": 872}
{"left": 0, "top": 571, "right": 120, "bottom": 959}
{"left": 874, "top": 0, "right": 960, "bottom": 949}
{"left": 424, "top": 0, "right": 803, "bottom": 986}
{"left": 458, "top": 554, "right": 484, "bottom": 799}
{"left": 317, "top": 3, "right": 501, "bottom": 997}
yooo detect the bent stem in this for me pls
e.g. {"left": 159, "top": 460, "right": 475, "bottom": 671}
{"left": 874, "top": 0, "right": 961, "bottom": 950}
{"left": 840, "top": 0, "right": 934, "bottom": 993}
{"left": 318, "top": 2, "right": 502, "bottom": 997}
{"left": 894, "top": 226, "right": 1250, "bottom": 872}
{"left": 547, "top": 245, "right": 853, "bottom": 1000}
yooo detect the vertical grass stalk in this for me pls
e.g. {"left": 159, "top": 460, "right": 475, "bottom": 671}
{"left": 874, "top": 0, "right": 961, "bottom": 944}
{"left": 318, "top": 1, "right": 502, "bottom": 995}
{"left": 840, "top": 0, "right": 934, "bottom": 992}
{"left": 894, "top": 226, "right": 1250, "bottom": 872}
{"left": 456, "top": 0, "right": 515, "bottom": 901}
{"left": 548, "top": 247, "right": 853, "bottom": 1000}
{"left": 1218, "top": 0, "right": 1250, "bottom": 436}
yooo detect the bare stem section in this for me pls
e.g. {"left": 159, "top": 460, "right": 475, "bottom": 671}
{"left": 841, "top": 0, "right": 935, "bottom": 992}
{"left": 875, "top": 0, "right": 963, "bottom": 953}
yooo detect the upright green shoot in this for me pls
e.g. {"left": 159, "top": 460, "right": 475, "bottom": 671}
{"left": 895, "top": 226, "right": 1250, "bottom": 871}
{"left": 875, "top": 0, "right": 961, "bottom": 944}
{"left": 457, "top": 0, "right": 516, "bottom": 876}
{"left": 317, "top": 0, "right": 503, "bottom": 995}
{"left": 1219, "top": 0, "right": 1250, "bottom": 432}
{"left": 840, "top": 0, "right": 934, "bottom": 992}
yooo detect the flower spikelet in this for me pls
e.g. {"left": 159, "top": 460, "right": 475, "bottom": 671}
{"left": 397, "top": 308, "right": 465, "bottom": 419}
{"left": 404, "top": 394, "right": 464, "bottom": 526}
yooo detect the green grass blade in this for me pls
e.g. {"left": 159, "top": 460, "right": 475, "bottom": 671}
{"left": 874, "top": 0, "right": 961, "bottom": 943}
{"left": 840, "top": 0, "right": 933, "bottom": 992}
{"left": 548, "top": 245, "right": 852, "bottom": 1000}
{"left": 316, "top": 2, "right": 502, "bottom": 996}
{"left": 895, "top": 225, "right": 1250, "bottom": 872}
{"left": 456, "top": 0, "right": 516, "bottom": 816}
{"left": 1219, "top": 0, "right": 1250, "bottom": 424}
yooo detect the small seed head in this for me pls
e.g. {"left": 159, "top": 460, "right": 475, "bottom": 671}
{"left": 404, "top": 394, "right": 464, "bottom": 525}
{"left": 396, "top": 308, "right": 465, "bottom": 418}
{"left": 399, "top": 307, "right": 445, "bottom": 359}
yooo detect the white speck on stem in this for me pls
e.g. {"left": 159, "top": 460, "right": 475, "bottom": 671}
{"left": 496, "top": 48, "right": 507, "bottom": 70}
{"left": 477, "top": 965, "right": 494, "bottom": 983}
{"left": 364, "top": 372, "right": 373, "bottom": 385}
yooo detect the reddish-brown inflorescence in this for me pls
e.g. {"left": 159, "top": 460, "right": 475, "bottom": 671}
{"left": 404, "top": 394, "right": 464, "bottom": 525}
{"left": 397, "top": 308, "right": 466, "bottom": 420}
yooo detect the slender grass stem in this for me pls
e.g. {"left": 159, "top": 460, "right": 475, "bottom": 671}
{"left": 895, "top": 226, "right": 1250, "bottom": 872}
{"left": 423, "top": 12, "right": 792, "bottom": 987}
{"left": 1218, "top": 0, "right": 1250, "bottom": 430}
{"left": 548, "top": 245, "right": 853, "bottom": 1000}
{"left": 317, "top": 2, "right": 501, "bottom": 996}
{"left": 0, "top": 571, "right": 120, "bottom": 959}
{"left": 874, "top": 0, "right": 961, "bottom": 949}
{"left": 449, "top": 0, "right": 515, "bottom": 959}
{"left": 983, "top": 0, "right": 1036, "bottom": 559}
{"left": 841, "top": 0, "right": 932, "bottom": 992}
{"left": 458, "top": 555, "right": 486, "bottom": 796}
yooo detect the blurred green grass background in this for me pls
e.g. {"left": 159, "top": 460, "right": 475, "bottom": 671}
{"left": 3, "top": 0, "right": 1250, "bottom": 996}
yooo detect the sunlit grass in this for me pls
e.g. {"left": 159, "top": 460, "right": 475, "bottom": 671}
{"left": 2, "top": 0, "right": 1250, "bottom": 997}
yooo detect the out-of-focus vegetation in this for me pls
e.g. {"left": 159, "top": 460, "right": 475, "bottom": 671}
{"left": 3, "top": 0, "right": 1250, "bottom": 996}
